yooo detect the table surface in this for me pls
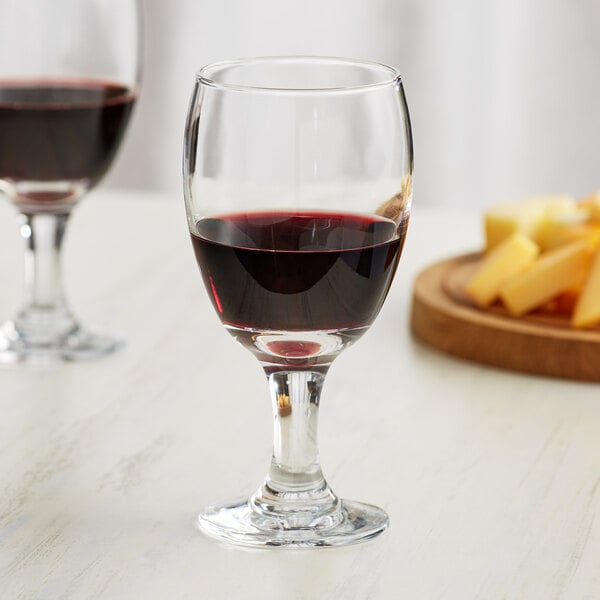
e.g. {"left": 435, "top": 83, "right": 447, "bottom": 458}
{"left": 1, "top": 190, "right": 599, "bottom": 600}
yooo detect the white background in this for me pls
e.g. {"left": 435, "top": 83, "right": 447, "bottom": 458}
{"left": 107, "top": 0, "right": 600, "bottom": 209}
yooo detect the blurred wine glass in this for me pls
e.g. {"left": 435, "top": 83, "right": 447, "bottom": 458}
{"left": 0, "top": 0, "right": 141, "bottom": 362}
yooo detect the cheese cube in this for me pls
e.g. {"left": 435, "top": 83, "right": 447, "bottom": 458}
{"left": 484, "top": 195, "right": 576, "bottom": 251}
{"left": 537, "top": 194, "right": 579, "bottom": 217}
{"left": 499, "top": 240, "right": 594, "bottom": 316}
{"left": 484, "top": 202, "right": 546, "bottom": 251}
{"left": 465, "top": 233, "right": 539, "bottom": 307}
{"left": 572, "top": 248, "right": 600, "bottom": 328}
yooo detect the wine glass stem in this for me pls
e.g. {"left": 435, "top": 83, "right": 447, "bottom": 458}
{"left": 15, "top": 211, "right": 77, "bottom": 341}
{"left": 251, "top": 368, "right": 341, "bottom": 527}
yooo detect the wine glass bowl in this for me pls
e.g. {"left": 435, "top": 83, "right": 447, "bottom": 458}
{"left": 0, "top": 0, "right": 141, "bottom": 362}
{"left": 184, "top": 57, "right": 413, "bottom": 547}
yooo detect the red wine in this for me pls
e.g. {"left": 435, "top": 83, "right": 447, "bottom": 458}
{"left": 191, "top": 211, "right": 403, "bottom": 332}
{"left": 0, "top": 79, "right": 135, "bottom": 186}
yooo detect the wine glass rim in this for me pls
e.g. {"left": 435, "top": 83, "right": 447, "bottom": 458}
{"left": 196, "top": 56, "right": 402, "bottom": 94}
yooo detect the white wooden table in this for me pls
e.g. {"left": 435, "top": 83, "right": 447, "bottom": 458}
{"left": 1, "top": 190, "right": 599, "bottom": 599}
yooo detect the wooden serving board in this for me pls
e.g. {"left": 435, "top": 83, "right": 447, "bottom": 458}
{"left": 410, "top": 252, "right": 600, "bottom": 382}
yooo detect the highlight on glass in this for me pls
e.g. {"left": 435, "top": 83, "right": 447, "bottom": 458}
{"left": 0, "top": 0, "right": 141, "bottom": 362}
{"left": 184, "top": 56, "right": 413, "bottom": 547}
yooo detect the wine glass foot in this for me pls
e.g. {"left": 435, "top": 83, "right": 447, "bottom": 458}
{"left": 0, "top": 321, "right": 123, "bottom": 364}
{"left": 197, "top": 498, "right": 388, "bottom": 548}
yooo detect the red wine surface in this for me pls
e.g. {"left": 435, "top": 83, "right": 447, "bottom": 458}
{"left": 0, "top": 79, "right": 135, "bottom": 184}
{"left": 191, "top": 211, "right": 403, "bottom": 332}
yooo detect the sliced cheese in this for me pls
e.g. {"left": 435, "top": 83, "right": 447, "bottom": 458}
{"left": 465, "top": 233, "right": 539, "bottom": 307}
{"left": 572, "top": 248, "right": 600, "bottom": 328}
{"left": 499, "top": 240, "right": 594, "bottom": 316}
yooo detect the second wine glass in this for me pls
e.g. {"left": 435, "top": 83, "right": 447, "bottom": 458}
{"left": 0, "top": 0, "right": 141, "bottom": 362}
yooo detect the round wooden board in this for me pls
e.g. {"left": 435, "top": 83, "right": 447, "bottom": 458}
{"left": 410, "top": 252, "right": 600, "bottom": 382}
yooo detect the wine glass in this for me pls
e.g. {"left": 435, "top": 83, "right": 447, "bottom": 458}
{"left": 183, "top": 57, "right": 413, "bottom": 548}
{"left": 0, "top": 0, "right": 141, "bottom": 362}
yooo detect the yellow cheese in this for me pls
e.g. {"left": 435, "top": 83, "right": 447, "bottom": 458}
{"left": 572, "top": 248, "right": 600, "bottom": 328}
{"left": 484, "top": 202, "right": 546, "bottom": 251}
{"left": 536, "top": 217, "right": 600, "bottom": 251}
{"left": 537, "top": 194, "right": 578, "bottom": 217}
{"left": 465, "top": 233, "right": 540, "bottom": 307}
{"left": 484, "top": 195, "right": 576, "bottom": 251}
{"left": 499, "top": 240, "right": 594, "bottom": 316}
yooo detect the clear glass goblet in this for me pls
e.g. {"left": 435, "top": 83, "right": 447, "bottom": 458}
{"left": 183, "top": 56, "right": 413, "bottom": 548}
{"left": 0, "top": 0, "right": 141, "bottom": 363}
